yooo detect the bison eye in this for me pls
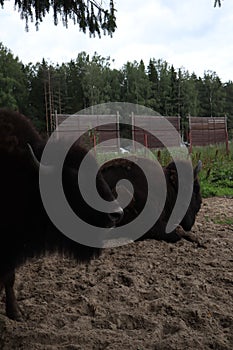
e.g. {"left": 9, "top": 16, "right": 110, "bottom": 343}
{"left": 108, "top": 208, "right": 124, "bottom": 224}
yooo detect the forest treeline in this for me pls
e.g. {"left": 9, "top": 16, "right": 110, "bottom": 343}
{"left": 0, "top": 42, "right": 233, "bottom": 136}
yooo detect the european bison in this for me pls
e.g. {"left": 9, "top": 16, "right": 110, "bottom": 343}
{"left": 0, "top": 109, "right": 123, "bottom": 320}
{"left": 101, "top": 157, "right": 202, "bottom": 243}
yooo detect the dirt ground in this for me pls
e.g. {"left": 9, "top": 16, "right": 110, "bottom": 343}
{"left": 0, "top": 197, "right": 233, "bottom": 350}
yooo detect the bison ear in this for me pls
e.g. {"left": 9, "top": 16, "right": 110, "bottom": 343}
{"left": 194, "top": 160, "right": 202, "bottom": 179}
{"left": 169, "top": 169, "right": 178, "bottom": 187}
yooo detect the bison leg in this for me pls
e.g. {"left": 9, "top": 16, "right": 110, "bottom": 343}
{"left": 158, "top": 230, "right": 181, "bottom": 243}
{"left": 175, "top": 225, "right": 206, "bottom": 248}
{"left": 157, "top": 225, "right": 206, "bottom": 247}
{"left": 139, "top": 222, "right": 182, "bottom": 243}
{"left": 5, "top": 270, "right": 22, "bottom": 321}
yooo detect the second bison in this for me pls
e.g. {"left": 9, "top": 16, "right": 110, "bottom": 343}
{"left": 101, "top": 157, "right": 202, "bottom": 243}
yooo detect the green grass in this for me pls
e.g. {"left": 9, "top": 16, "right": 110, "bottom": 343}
{"left": 191, "top": 143, "right": 233, "bottom": 198}
{"left": 213, "top": 217, "right": 233, "bottom": 225}
{"left": 151, "top": 143, "right": 233, "bottom": 198}
{"left": 97, "top": 142, "right": 233, "bottom": 199}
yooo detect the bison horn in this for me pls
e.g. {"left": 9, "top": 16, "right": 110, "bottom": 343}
{"left": 194, "top": 160, "right": 202, "bottom": 178}
{"left": 196, "top": 160, "right": 202, "bottom": 173}
{"left": 27, "top": 143, "right": 54, "bottom": 174}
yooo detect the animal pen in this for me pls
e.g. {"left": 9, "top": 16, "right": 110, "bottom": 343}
{"left": 131, "top": 115, "right": 181, "bottom": 150}
{"left": 188, "top": 116, "right": 229, "bottom": 153}
{"left": 53, "top": 113, "right": 120, "bottom": 153}
{"left": 51, "top": 112, "right": 229, "bottom": 154}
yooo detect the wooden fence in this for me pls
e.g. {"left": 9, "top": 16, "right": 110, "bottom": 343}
{"left": 132, "top": 115, "right": 181, "bottom": 150}
{"left": 52, "top": 113, "right": 229, "bottom": 153}
{"left": 54, "top": 113, "right": 120, "bottom": 152}
{"left": 188, "top": 116, "right": 229, "bottom": 153}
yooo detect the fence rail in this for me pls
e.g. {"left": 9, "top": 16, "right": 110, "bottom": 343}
{"left": 188, "top": 116, "right": 229, "bottom": 153}
{"left": 132, "top": 115, "right": 181, "bottom": 150}
{"left": 52, "top": 113, "right": 229, "bottom": 153}
{"left": 54, "top": 113, "right": 120, "bottom": 152}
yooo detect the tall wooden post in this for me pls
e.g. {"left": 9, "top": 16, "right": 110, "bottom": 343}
{"left": 188, "top": 116, "right": 192, "bottom": 153}
{"left": 225, "top": 115, "right": 229, "bottom": 155}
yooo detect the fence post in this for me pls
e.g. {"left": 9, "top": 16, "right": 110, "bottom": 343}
{"left": 144, "top": 133, "right": 148, "bottom": 148}
{"left": 131, "top": 112, "right": 135, "bottom": 152}
{"left": 93, "top": 133, "right": 97, "bottom": 157}
{"left": 188, "top": 116, "right": 192, "bottom": 153}
{"left": 144, "top": 133, "right": 149, "bottom": 156}
{"left": 116, "top": 111, "right": 120, "bottom": 152}
{"left": 225, "top": 115, "right": 229, "bottom": 155}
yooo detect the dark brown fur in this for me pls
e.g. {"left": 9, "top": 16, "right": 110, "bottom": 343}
{"left": 0, "top": 109, "right": 121, "bottom": 320}
{"left": 101, "top": 157, "right": 202, "bottom": 243}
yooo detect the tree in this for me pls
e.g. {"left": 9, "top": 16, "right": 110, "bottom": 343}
{"left": 0, "top": 0, "right": 116, "bottom": 36}
{"left": 107, "top": 68, "right": 124, "bottom": 102}
{"left": 25, "top": 60, "right": 51, "bottom": 132}
{"left": 169, "top": 65, "right": 179, "bottom": 115}
{"left": 147, "top": 59, "right": 160, "bottom": 111}
{"left": 0, "top": 43, "right": 28, "bottom": 111}
{"left": 81, "top": 53, "right": 112, "bottom": 107}
{"left": 0, "top": 1, "right": 220, "bottom": 36}
{"left": 199, "top": 71, "right": 226, "bottom": 117}
{"left": 121, "top": 60, "right": 151, "bottom": 106}
{"left": 153, "top": 59, "right": 171, "bottom": 115}
{"left": 63, "top": 54, "right": 87, "bottom": 113}
{"left": 224, "top": 81, "right": 233, "bottom": 117}
{"left": 176, "top": 70, "right": 201, "bottom": 118}
{"left": 223, "top": 81, "right": 233, "bottom": 137}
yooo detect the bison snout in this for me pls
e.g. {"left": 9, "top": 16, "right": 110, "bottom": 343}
{"left": 108, "top": 207, "right": 124, "bottom": 225}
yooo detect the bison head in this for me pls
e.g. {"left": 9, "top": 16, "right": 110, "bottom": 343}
{"left": 165, "top": 160, "right": 202, "bottom": 232}
{"left": 28, "top": 142, "right": 124, "bottom": 241}
{"left": 180, "top": 160, "right": 202, "bottom": 231}
{"left": 101, "top": 157, "right": 202, "bottom": 242}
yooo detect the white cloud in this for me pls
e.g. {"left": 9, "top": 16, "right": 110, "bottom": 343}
{"left": 0, "top": 0, "right": 233, "bottom": 82}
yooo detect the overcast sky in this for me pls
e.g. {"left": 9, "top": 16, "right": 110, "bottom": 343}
{"left": 0, "top": 0, "right": 233, "bottom": 82}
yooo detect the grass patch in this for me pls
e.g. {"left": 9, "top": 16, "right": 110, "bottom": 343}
{"left": 213, "top": 217, "right": 233, "bottom": 225}
{"left": 151, "top": 143, "right": 233, "bottom": 198}
{"left": 191, "top": 143, "right": 233, "bottom": 198}
{"left": 97, "top": 142, "right": 233, "bottom": 199}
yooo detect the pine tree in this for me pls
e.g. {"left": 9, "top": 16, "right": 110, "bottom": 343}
{"left": 147, "top": 59, "right": 160, "bottom": 111}
{"left": 169, "top": 65, "right": 178, "bottom": 115}
{"left": 0, "top": 43, "right": 28, "bottom": 111}
{"left": 0, "top": 0, "right": 116, "bottom": 36}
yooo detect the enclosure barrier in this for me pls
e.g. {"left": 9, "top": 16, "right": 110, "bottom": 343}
{"left": 52, "top": 113, "right": 229, "bottom": 154}
{"left": 131, "top": 114, "right": 181, "bottom": 150}
{"left": 54, "top": 113, "right": 120, "bottom": 153}
{"left": 188, "top": 116, "right": 229, "bottom": 153}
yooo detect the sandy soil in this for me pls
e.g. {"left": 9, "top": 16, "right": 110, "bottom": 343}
{"left": 0, "top": 197, "right": 233, "bottom": 350}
